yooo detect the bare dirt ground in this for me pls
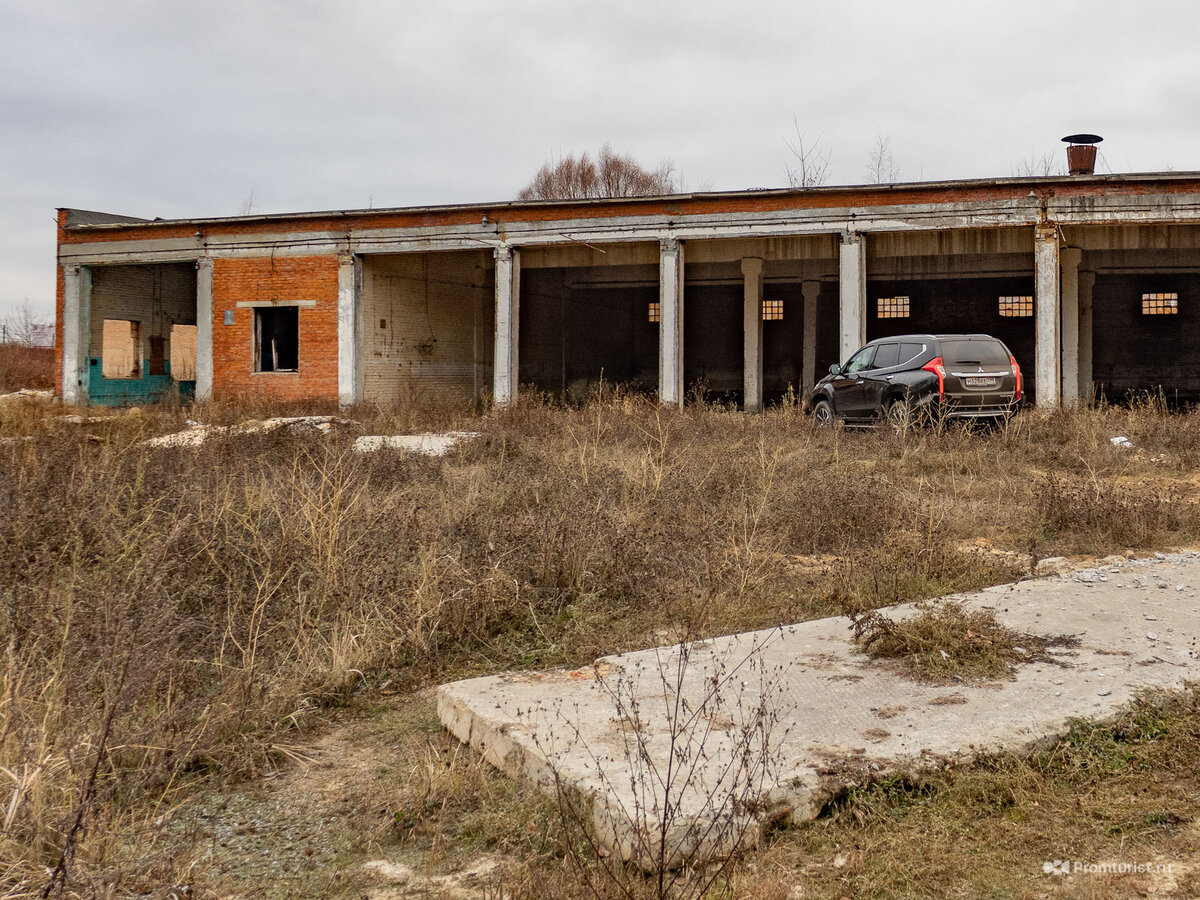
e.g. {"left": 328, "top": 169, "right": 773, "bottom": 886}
{"left": 165, "top": 691, "right": 519, "bottom": 899}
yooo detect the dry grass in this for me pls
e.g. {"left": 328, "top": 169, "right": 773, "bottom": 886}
{"left": 845, "top": 599, "right": 1081, "bottom": 683}
{"left": 2, "top": 393, "right": 1200, "bottom": 896}
{"left": 733, "top": 685, "right": 1200, "bottom": 900}
{"left": 0, "top": 344, "right": 52, "bottom": 392}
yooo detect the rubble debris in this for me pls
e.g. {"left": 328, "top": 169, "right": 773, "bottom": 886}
{"left": 1034, "top": 556, "right": 1070, "bottom": 576}
{"left": 144, "top": 416, "right": 356, "bottom": 448}
{"left": 353, "top": 432, "right": 480, "bottom": 456}
{"left": 0, "top": 388, "right": 54, "bottom": 407}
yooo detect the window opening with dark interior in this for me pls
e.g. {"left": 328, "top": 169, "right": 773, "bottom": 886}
{"left": 255, "top": 307, "right": 299, "bottom": 372}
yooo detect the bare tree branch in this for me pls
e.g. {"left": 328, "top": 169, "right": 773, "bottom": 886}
{"left": 865, "top": 130, "right": 901, "bottom": 184}
{"left": 782, "top": 117, "right": 832, "bottom": 188}
{"left": 1011, "top": 151, "right": 1065, "bottom": 177}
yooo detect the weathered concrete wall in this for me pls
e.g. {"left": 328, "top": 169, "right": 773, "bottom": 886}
{"left": 88, "top": 263, "right": 197, "bottom": 405}
{"left": 683, "top": 284, "right": 742, "bottom": 395}
{"left": 212, "top": 256, "right": 339, "bottom": 402}
{"left": 866, "top": 275, "right": 1036, "bottom": 399}
{"left": 762, "top": 281, "right": 805, "bottom": 397}
{"left": 520, "top": 268, "right": 658, "bottom": 398}
{"left": 1092, "top": 272, "right": 1200, "bottom": 399}
{"left": 361, "top": 251, "right": 491, "bottom": 406}
{"left": 518, "top": 268, "right": 567, "bottom": 396}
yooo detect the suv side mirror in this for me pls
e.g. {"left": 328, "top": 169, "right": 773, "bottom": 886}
{"left": 828, "top": 363, "right": 842, "bottom": 376}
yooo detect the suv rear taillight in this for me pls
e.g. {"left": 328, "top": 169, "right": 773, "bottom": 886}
{"left": 922, "top": 356, "right": 946, "bottom": 400}
{"left": 1010, "top": 355, "right": 1023, "bottom": 401}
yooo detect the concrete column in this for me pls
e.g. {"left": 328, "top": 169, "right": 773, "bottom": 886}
{"left": 337, "top": 251, "right": 364, "bottom": 407}
{"left": 741, "top": 257, "right": 764, "bottom": 413}
{"left": 1060, "top": 247, "right": 1082, "bottom": 406}
{"left": 801, "top": 280, "right": 821, "bottom": 392}
{"left": 61, "top": 264, "right": 91, "bottom": 408}
{"left": 838, "top": 233, "right": 866, "bottom": 365}
{"left": 493, "top": 246, "right": 520, "bottom": 407}
{"left": 1079, "top": 270, "right": 1096, "bottom": 404}
{"left": 195, "top": 257, "right": 214, "bottom": 402}
{"left": 658, "top": 238, "right": 685, "bottom": 406}
{"left": 1034, "top": 225, "right": 1061, "bottom": 408}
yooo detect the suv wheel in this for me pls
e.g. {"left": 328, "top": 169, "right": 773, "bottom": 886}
{"left": 813, "top": 399, "right": 835, "bottom": 427}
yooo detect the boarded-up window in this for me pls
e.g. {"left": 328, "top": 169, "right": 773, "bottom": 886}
{"left": 1142, "top": 292, "right": 1178, "bottom": 315}
{"left": 101, "top": 319, "right": 140, "bottom": 378}
{"left": 255, "top": 307, "right": 299, "bottom": 372}
{"left": 999, "top": 295, "right": 1033, "bottom": 317}
{"left": 170, "top": 324, "right": 197, "bottom": 380}
{"left": 762, "top": 298, "right": 784, "bottom": 321}
{"left": 876, "top": 296, "right": 910, "bottom": 319}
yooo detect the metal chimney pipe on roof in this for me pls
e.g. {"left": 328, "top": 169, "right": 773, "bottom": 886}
{"left": 1062, "top": 134, "right": 1103, "bottom": 175}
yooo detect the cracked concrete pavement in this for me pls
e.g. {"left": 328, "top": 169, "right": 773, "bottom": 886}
{"left": 438, "top": 552, "right": 1200, "bottom": 867}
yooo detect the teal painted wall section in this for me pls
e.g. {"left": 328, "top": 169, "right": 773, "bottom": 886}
{"left": 88, "top": 358, "right": 196, "bottom": 406}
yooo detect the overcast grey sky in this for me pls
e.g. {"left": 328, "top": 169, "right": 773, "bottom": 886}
{"left": 2, "top": 0, "right": 1197, "bottom": 321}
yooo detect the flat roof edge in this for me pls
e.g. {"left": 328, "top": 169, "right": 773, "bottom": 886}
{"left": 60, "top": 172, "right": 1200, "bottom": 233}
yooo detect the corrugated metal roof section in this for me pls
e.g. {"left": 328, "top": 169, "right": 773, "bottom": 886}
{"left": 62, "top": 209, "right": 152, "bottom": 227}
{"left": 58, "top": 172, "right": 1200, "bottom": 233}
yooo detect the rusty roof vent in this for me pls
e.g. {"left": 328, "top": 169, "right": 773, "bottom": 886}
{"left": 1062, "top": 133, "right": 1103, "bottom": 175}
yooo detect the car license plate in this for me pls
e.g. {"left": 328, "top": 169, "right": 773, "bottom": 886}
{"left": 964, "top": 376, "right": 998, "bottom": 388}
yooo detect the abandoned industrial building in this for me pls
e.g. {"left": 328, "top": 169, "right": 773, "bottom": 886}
{"left": 55, "top": 167, "right": 1200, "bottom": 411}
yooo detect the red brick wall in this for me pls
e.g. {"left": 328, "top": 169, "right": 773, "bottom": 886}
{"left": 211, "top": 255, "right": 339, "bottom": 402}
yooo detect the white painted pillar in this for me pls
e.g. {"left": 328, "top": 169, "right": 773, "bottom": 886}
{"left": 741, "top": 257, "right": 764, "bottom": 413}
{"left": 61, "top": 264, "right": 91, "bottom": 407}
{"left": 658, "top": 238, "right": 685, "bottom": 406}
{"left": 493, "top": 246, "right": 520, "bottom": 407}
{"left": 801, "top": 280, "right": 821, "bottom": 392}
{"left": 195, "top": 257, "right": 214, "bottom": 401}
{"left": 1078, "top": 270, "right": 1095, "bottom": 404}
{"left": 838, "top": 233, "right": 866, "bottom": 365}
{"left": 1034, "top": 224, "right": 1061, "bottom": 408}
{"left": 1060, "top": 247, "right": 1082, "bottom": 405}
{"left": 337, "top": 251, "right": 364, "bottom": 407}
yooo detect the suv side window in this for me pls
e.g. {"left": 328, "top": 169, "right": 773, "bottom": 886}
{"left": 844, "top": 346, "right": 876, "bottom": 374}
{"left": 898, "top": 342, "right": 925, "bottom": 365}
{"left": 872, "top": 343, "right": 900, "bottom": 368}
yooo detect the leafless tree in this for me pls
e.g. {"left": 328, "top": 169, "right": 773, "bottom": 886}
{"left": 865, "top": 130, "right": 901, "bottom": 184}
{"left": 517, "top": 144, "right": 677, "bottom": 200}
{"left": 782, "top": 117, "right": 832, "bottom": 188}
{"left": 0, "top": 302, "right": 52, "bottom": 347}
{"left": 238, "top": 185, "right": 257, "bottom": 216}
{"left": 1012, "top": 151, "right": 1064, "bottom": 177}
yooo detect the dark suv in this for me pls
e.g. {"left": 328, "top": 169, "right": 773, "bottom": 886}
{"left": 808, "top": 334, "right": 1023, "bottom": 427}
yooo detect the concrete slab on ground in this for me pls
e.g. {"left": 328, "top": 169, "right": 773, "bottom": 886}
{"left": 353, "top": 432, "right": 479, "bottom": 456}
{"left": 438, "top": 553, "right": 1200, "bottom": 868}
